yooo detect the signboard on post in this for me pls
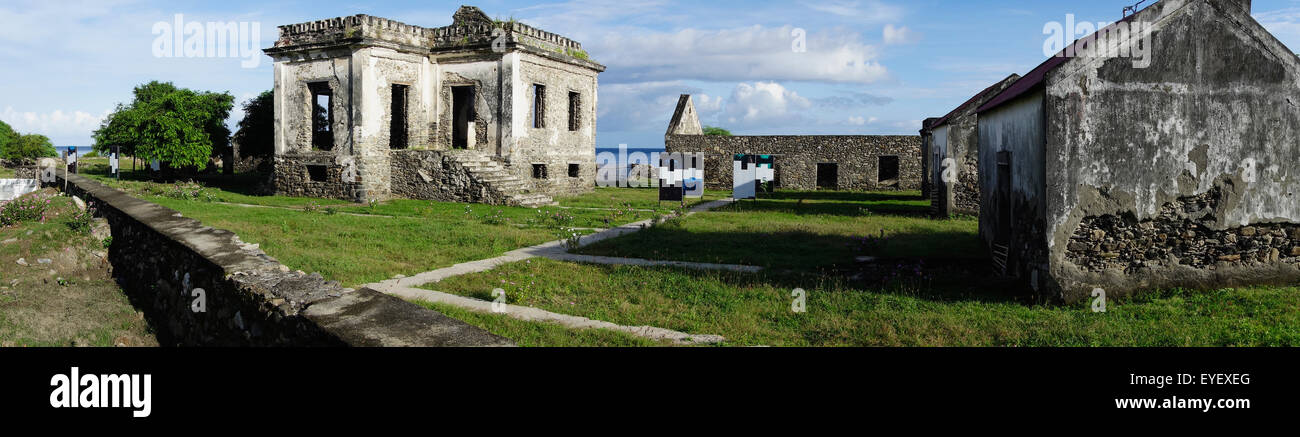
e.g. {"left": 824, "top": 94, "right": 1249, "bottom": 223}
{"left": 65, "top": 147, "right": 77, "bottom": 174}
{"left": 756, "top": 155, "right": 775, "bottom": 194}
{"left": 658, "top": 153, "right": 684, "bottom": 202}
{"left": 110, "top": 146, "right": 120, "bottom": 178}
{"left": 732, "top": 154, "right": 757, "bottom": 200}
{"left": 682, "top": 153, "right": 705, "bottom": 198}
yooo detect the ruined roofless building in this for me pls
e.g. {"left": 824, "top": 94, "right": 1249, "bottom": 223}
{"left": 263, "top": 6, "right": 604, "bottom": 206}
{"left": 976, "top": 0, "right": 1300, "bottom": 302}
{"left": 665, "top": 95, "right": 922, "bottom": 191}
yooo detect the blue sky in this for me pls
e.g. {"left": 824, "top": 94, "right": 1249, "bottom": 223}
{"left": 4, "top": 0, "right": 1300, "bottom": 149}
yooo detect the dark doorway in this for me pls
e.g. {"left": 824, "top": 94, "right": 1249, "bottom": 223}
{"left": 309, "top": 82, "right": 333, "bottom": 151}
{"left": 816, "top": 163, "right": 838, "bottom": 189}
{"left": 993, "top": 151, "right": 1013, "bottom": 275}
{"left": 878, "top": 155, "right": 899, "bottom": 186}
{"left": 390, "top": 84, "right": 409, "bottom": 149}
{"left": 452, "top": 86, "right": 475, "bottom": 149}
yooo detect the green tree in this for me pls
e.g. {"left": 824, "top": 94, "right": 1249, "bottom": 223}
{"left": 0, "top": 120, "right": 17, "bottom": 154}
{"left": 231, "top": 90, "right": 274, "bottom": 158}
{"left": 702, "top": 125, "right": 732, "bottom": 136}
{"left": 2, "top": 134, "right": 57, "bottom": 159}
{"left": 93, "top": 81, "right": 234, "bottom": 171}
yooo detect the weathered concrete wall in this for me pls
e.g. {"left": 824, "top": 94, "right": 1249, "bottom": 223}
{"left": 51, "top": 171, "right": 512, "bottom": 346}
{"left": 929, "top": 75, "right": 1020, "bottom": 216}
{"left": 666, "top": 134, "right": 922, "bottom": 191}
{"left": 266, "top": 8, "right": 602, "bottom": 203}
{"left": 1041, "top": 0, "right": 1300, "bottom": 301}
{"left": 507, "top": 51, "right": 598, "bottom": 197}
{"left": 978, "top": 89, "right": 1047, "bottom": 282}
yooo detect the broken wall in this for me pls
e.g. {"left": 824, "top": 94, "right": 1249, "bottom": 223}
{"left": 665, "top": 134, "right": 922, "bottom": 191}
{"left": 1043, "top": 0, "right": 1300, "bottom": 301}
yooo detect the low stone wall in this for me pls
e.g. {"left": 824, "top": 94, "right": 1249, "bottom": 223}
{"left": 390, "top": 150, "right": 498, "bottom": 203}
{"left": 665, "top": 135, "right": 922, "bottom": 191}
{"left": 52, "top": 171, "right": 513, "bottom": 347}
{"left": 1059, "top": 188, "right": 1300, "bottom": 301}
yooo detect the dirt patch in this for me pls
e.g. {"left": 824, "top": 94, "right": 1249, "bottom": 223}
{"left": 0, "top": 190, "right": 157, "bottom": 347}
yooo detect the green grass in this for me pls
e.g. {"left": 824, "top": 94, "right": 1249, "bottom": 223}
{"left": 577, "top": 190, "right": 982, "bottom": 270}
{"left": 415, "top": 301, "right": 667, "bottom": 347}
{"left": 427, "top": 257, "right": 1300, "bottom": 347}
{"left": 75, "top": 171, "right": 699, "bottom": 286}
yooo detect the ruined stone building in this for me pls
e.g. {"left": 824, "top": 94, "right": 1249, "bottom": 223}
{"left": 665, "top": 95, "right": 922, "bottom": 191}
{"left": 920, "top": 74, "right": 1019, "bottom": 216}
{"left": 976, "top": 0, "right": 1300, "bottom": 302}
{"left": 264, "top": 6, "right": 604, "bottom": 206}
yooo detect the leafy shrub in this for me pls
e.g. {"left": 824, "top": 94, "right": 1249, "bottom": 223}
{"left": 0, "top": 196, "right": 50, "bottom": 226}
{"left": 66, "top": 206, "right": 95, "bottom": 234}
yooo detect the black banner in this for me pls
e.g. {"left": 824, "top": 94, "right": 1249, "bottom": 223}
{"left": 0, "top": 347, "right": 1293, "bottom": 424}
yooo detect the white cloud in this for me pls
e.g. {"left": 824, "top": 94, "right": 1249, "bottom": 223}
{"left": 1256, "top": 8, "right": 1300, "bottom": 53}
{"left": 882, "top": 24, "right": 918, "bottom": 45}
{"left": 592, "top": 25, "right": 889, "bottom": 84}
{"left": 1, "top": 107, "right": 111, "bottom": 145}
{"left": 847, "top": 115, "right": 878, "bottom": 126}
{"left": 722, "top": 82, "right": 811, "bottom": 126}
{"left": 800, "top": 0, "right": 903, "bottom": 22}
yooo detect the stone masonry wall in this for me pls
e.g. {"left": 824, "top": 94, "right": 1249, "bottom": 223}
{"left": 665, "top": 135, "right": 921, "bottom": 191}
{"left": 1064, "top": 187, "right": 1300, "bottom": 280}
{"left": 390, "top": 150, "right": 505, "bottom": 203}
{"left": 52, "top": 170, "right": 512, "bottom": 346}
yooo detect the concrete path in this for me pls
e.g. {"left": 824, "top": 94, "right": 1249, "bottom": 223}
{"left": 367, "top": 197, "right": 750, "bottom": 289}
{"left": 365, "top": 197, "right": 748, "bottom": 345}
{"left": 376, "top": 285, "right": 726, "bottom": 345}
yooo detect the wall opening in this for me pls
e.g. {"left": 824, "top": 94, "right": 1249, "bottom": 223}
{"left": 390, "top": 84, "right": 409, "bottom": 149}
{"left": 816, "top": 163, "right": 838, "bottom": 189}
{"left": 452, "top": 85, "right": 476, "bottom": 150}
{"left": 532, "top": 163, "right": 548, "bottom": 179}
{"left": 568, "top": 91, "right": 581, "bottom": 131}
{"left": 993, "top": 152, "right": 1013, "bottom": 277}
{"left": 878, "top": 155, "right": 900, "bottom": 187}
{"left": 309, "top": 82, "right": 333, "bottom": 151}
{"left": 568, "top": 163, "right": 580, "bottom": 178}
{"left": 306, "top": 165, "right": 328, "bottom": 182}
{"left": 532, "top": 84, "right": 546, "bottom": 129}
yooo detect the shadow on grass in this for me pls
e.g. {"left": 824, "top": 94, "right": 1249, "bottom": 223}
{"left": 719, "top": 198, "right": 931, "bottom": 217}
{"left": 578, "top": 226, "right": 988, "bottom": 270}
{"left": 763, "top": 190, "right": 924, "bottom": 202}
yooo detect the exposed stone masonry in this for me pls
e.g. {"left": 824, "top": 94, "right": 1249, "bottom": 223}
{"left": 1066, "top": 189, "right": 1300, "bottom": 274}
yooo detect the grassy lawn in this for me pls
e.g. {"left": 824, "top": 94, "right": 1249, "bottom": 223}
{"left": 577, "top": 190, "right": 982, "bottom": 271}
{"left": 0, "top": 189, "right": 156, "bottom": 346}
{"left": 427, "top": 257, "right": 1300, "bottom": 346}
{"left": 73, "top": 165, "right": 703, "bottom": 286}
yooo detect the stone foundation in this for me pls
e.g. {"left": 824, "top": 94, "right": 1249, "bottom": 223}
{"left": 1066, "top": 189, "right": 1300, "bottom": 273}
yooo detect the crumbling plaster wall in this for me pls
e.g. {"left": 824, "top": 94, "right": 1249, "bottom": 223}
{"left": 508, "top": 52, "right": 598, "bottom": 196}
{"left": 1043, "top": 0, "right": 1300, "bottom": 301}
